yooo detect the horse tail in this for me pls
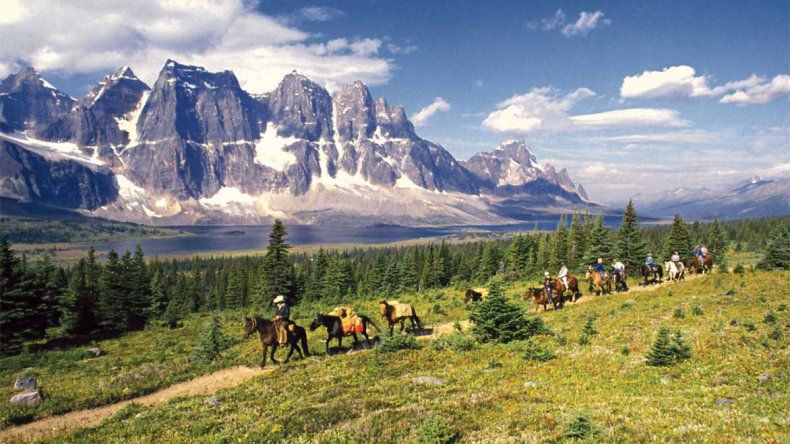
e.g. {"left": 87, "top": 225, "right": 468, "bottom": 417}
{"left": 361, "top": 315, "right": 382, "bottom": 333}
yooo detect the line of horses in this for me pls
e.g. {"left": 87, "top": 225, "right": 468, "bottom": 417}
{"left": 243, "top": 300, "right": 423, "bottom": 366}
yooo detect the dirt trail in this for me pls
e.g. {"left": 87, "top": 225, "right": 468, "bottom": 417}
{"left": 0, "top": 366, "right": 267, "bottom": 442}
{"left": 2, "top": 273, "right": 705, "bottom": 442}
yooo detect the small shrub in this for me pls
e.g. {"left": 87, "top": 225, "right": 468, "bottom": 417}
{"left": 191, "top": 312, "right": 231, "bottom": 364}
{"left": 778, "top": 304, "right": 787, "bottom": 312}
{"left": 763, "top": 312, "right": 777, "bottom": 324}
{"left": 691, "top": 306, "right": 704, "bottom": 316}
{"left": 673, "top": 308, "right": 685, "bottom": 319}
{"left": 768, "top": 326, "right": 782, "bottom": 341}
{"left": 733, "top": 264, "right": 745, "bottom": 274}
{"left": 452, "top": 321, "right": 463, "bottom": 333}
{"left": 522, "top": 339, "right": 556, "bottom": 362}
{"left": 730, "top": 319, "right": 739, "bottom": 326}
{"left": 578, "top": 317, "right": 597, "bottom": 346}
{"left": 376, "top": 332, "right": 418, "bottom": 354}
{"left": 563, "top": 414, "right": 598, "bottom": 441}
{"left": 419, "top": 415, "right": 457, "bottom": 444}
{"left": 431, "top": 304, "right": 446, "bottom": 315}
{"left": 621, "top": 347, "right": 630, "bottom": 356}
{"left": 743, "top": 321, "right": 756, "bottom": 331}
{"left": 486, "top": 360, "right": 503, "bottom": 370}
{"left": 646, "top": 327, "right": 692, "bottom": 367}
{"left": 163, "top": 298, "right": 183, "bottom": 329}
{"left": 620, "top": 300, "right": 635, "bottom": 309}
{"left": 431, "top": 333, "right": 475, "bottom": 352}
{"left": 468, "top": 281, "right": 546, "bottom": 343}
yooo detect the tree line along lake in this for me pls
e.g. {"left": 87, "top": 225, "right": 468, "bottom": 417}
{"left": 88, "top": 216, "right": 628, "bottom": 258}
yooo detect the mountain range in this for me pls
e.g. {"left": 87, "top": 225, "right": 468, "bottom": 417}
{"left": 633, "top": 176, "right": 790, "bottom": 220}
{"left": 0, "top": 61, "right": 593, "bottom": 226}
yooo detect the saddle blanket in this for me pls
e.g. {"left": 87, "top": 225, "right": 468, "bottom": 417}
{"left": 329, "top": 306, "right": 365, "bottom": 333}
{"left": 387, "top": 301, "right": 414, "bottom": 318}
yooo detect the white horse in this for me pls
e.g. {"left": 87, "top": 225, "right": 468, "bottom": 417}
{"left": 664, "top": 261, "right": 684, "bottom": 282}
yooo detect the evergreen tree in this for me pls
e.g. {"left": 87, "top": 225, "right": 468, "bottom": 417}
{"left": 550, "top": 216, "right": 569, "bottom": 271}
{"left": 615, "top": 200, "right": 647, "bottom": 271}
{"left": 0, "top": 238, "right": 45, "bottom": 354}
{"left": 62, "top": 248, "right": 100, "bottom": 335}
{"left": 257, "top": 220, "right": 292, "bottom": 303}
{"left": 706, "top": 216, "right": 727, "bottom": 255}
{"left": 148, "top": 270, "right": 169, "bottom": 318}
{"left": 760, "top": 223, "right": 789, "bottom": 270}
{"left": 33, "top": 251, "right": 65, "bottom": 328}
{"left": 398, "top": 253, "right": 419, "bottom": 292}
{"left": 583, "top": 215, "right": 612, "bottom": 266}
{"left": 569, "top": 213, "right": 585, "bottom": 270}
{"left": 476, "top": 242, "right": 502, "bottom": 283}
{"left": 468, "top": 280, "right": 544, "bottom": 343}
{"left": 224, "top": 264, "right": 246, "bottom": 309}
{"left": 663, "top": 214, "right": 693, "bottom": 261}
{"left": 126, "top": 244, "right": 150, "bottom": 328}
{"left": 420, "top": 246, "right": 437, "bottom": 289}
{"left": 98, "top": 249, "right": 129, "bottom": 329}
{"left": 191, "top": 312, "right": 231, "bottom": 363}
{"left": 646, "top": 327, "right": 692, "bottom": 366}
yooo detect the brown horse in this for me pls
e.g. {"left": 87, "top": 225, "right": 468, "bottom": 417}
{"left": 243, "top": 316, "right": 309, "bottom": 367}
{"left": 464, "top": 288, "right": 483, "bottom": 303}
{"left": 379, "top": 301, "right": 423, "bottom": 334}
{"left": 524, "top": 287, "right": 556, "bottom": 312}
{"left": 688, "top": 254, "right": 713, "bottom": 274}
{"left": 585, "top": 266, "right": 612, "bottom": 296}
{"left": 556, "top": 275, "right": 583, "bottom": 303}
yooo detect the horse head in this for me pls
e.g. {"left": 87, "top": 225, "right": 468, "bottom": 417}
{"left": 585, "top": 267, "right": 593, "bottom": 281}
{"left": 243, "top": 316, "right": 257, "bottom": 339}
{"left": 309, "top": 314, "right": 323, "bottom": 331}
{"left": 379, "top": 301, "right": 389, "bottom": 316}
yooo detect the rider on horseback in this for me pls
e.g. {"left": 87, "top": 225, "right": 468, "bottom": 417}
{"left": 558, "top": 262, "right": 569, "bottom": 291}
{"left": 694, "top": 245, "right": 704, "bottom": 268}
{"left": 645, "top": 253, "right": 656, "bottom": 272}
{"left": 273, "top": 295, "right": 292, "bottom": 345}
{"left": 671, "top": 251, "right": 682, "bottom": 268}
{"left": 594, "top": 258, "right": 606, "bottom": 279}
{"left": 611, "top": 258, "right": 625, "bottom": 281}
{"left": 543, "top": 271, "right": 554, "bottom": 300}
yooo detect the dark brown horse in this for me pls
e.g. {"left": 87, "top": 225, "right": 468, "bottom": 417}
{"left": 243, "top": 316, "right": 309, "bottom": 367}
{"left": 464, "top": 288, "right": 483, "bottom": 303}
{"left": 688, "top": 254, "right": 713, "bottom": 274}
{"left": 525, "top": 287, "right": 556, "bottom": 312}
{"left": 556, "top": 275, "right": 583, "bottom": 303}
{"left": 309, "top": 313, "right": 380, "bottom": 355}
{"left": 379, "top": 301, "right": 423, "bottom": 334}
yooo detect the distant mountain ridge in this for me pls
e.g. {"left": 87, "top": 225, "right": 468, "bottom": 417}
{"left": 633, "top": 176, "right": 790, "bottom": 220}
{"left": 0, "top": 61, "right": 593, "bottom": 226}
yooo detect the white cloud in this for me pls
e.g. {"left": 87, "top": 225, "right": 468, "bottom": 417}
{"left": 482, "top": 87, "right": 686, "bottom": 134}
{"left": 561, "top": 11, "right": 611, "bottom": 37}
{"left": 719, "top": 74, "right": 790, "bottom": 104}
{"left": 411, "top": 97, "right": 451, "bottom": 127}
{"left": 289, "top": 6, "right": 344, "bottom": 22}
{"left": 603, "top": 130, "right": 715, "bottom": 144}
{"left": 386, "top": 43, "right": 417, "bottom": 55}
{"left": 0, "top": 0, "right": 393, "bottom": 93}
{"left": 621, "top": 65, "right": 713, "bottom": 99}
{"left": 571, "top": 108, "right": 688, "bottom": 129}
{"left": 538, "top": 9, "right": 566, "bottom": 30}
{"left": 620, "top": 65, "right": 787, "bottom": 103}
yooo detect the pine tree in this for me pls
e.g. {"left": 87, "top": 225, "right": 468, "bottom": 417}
{"left": 615, "top": 200, "right": 647, "bottom": 271}
{"left": 257, "top": 220, "right": 291, "bottom": 303}
{"left": 98, "top": 249, "right": 128, "bottom": 329}
{"left": 706, "top": 216, "right": 727, "bottom": 255}
{"left": 191, "top": 312, "right": 231, "bottom": 363}
{"left": 476, "top": 242, "right": 502, "bottom": 283}
{"left": 583, "top": 215, "right": 612, "bottom": 266}
{"left": 398, "top": 253, "right": 419, "bottom": 292}
{"left": 550, "top": 216, "right": 568, "bottom": 271}
{"left": 148, "top": 270, "right": 169, "bottom": 318}
{"left": 33, "top": 251, "right": 65, "bottom": 328}
{"left": 126, "top": 245, "right": 150, "bottom": 329}
{"left": 646, "top": 327, "right": 692, "bottom": 366}
{"left": 468, "top": 280, "right": 545, "bottom": 343}
{"left": 569, "top": 212, "right": 585, "bottom": 271}
{"left": 62, "top": 248, "right": 100, "bottom": 335}
{"left": 225, "top": 264, "right": 246, "bottom": 309}
{"left": 0, "top": 238, "right": 46, "bottom": 354}
{"left": 760, "top": 223, "right": 789, "bottom": 270}
{"left": 663, "top": 214, "right": 693, "bottom": 261}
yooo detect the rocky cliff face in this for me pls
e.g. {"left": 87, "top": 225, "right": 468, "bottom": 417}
{"left": 0, "top": 68, "right": 75, "bottom": 132}
{"left": 0, "top": 61, "right": 592, "bottom": 226}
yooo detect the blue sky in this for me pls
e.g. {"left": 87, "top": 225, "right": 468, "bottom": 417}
{"left": 1, "top": 0, "right": 787, "bottom": 202}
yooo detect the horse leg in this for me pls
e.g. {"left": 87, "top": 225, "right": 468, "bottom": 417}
{"left": 285, "top": 343, "right": 296, "bottom": 363}
{"left": 399, "top": 320, "right": 405, "bottom": 333}
{"left": 261, "top": 345, "right": 268, "bottom": 367}
{"left": 270, "top": 344, "right": 279, "bottom": 364}
{"left": 362, "top": 330, "right": 372, "bottom": 349}
{"left": 337, "top": 336, "right": 343, "bottom": 354}
{"left": 325, "top": 336, "right": 332, "bottom": 355}
{"left": 352, "top": 333, "right": 360, "bottom": 348}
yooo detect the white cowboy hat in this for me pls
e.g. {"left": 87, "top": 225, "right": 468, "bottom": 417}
{"left": 272, "top": 295, "right": 286, "bottom": 304}
{"left": 544, "top": 271, "right": 550, "bottom": 277}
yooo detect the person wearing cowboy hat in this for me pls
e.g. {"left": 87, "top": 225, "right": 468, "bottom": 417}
{"left": 272, "top": 295, "right": 291, "bottom": 345}
{"left": 593, "top": 258, "right": 606, "bottom": 279}
{"left": 558, "top": 262, "right": 569, "bottom": 291}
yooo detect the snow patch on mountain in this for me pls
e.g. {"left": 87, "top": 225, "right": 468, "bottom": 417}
{"left": 254, "top": 123, "right": 299, "bottom": 171}
{"left": 0, "top": 132, "right": 106, "bottom": 169}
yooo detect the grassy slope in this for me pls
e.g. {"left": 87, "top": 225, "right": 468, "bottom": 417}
{"left": 8, "top": 270, "right": 786, "bottom": 443}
